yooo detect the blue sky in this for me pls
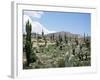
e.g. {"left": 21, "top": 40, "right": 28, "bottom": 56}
{"left": 24, "top": 11, "right": 91, "bottom": 36}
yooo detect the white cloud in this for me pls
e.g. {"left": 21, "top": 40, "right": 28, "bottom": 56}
{"left": 23, "top": 15, "right": 55, "bottom": 34}
{"left": 32, "top": 21, "right": 49, "bottom": 34}
{"left": 24, "top": 11, "right": 44, "bottom": 19}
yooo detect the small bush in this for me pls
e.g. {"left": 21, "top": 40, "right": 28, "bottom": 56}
{"left": 58, "top": 58, "right": 65, "bottom": 67}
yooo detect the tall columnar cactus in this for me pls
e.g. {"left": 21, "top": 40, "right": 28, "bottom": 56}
{"left": 59, "top": 34, "right": 62, "bottom": 43}
{"left": 50, "top": 34, "right": 55, "bottom": 41}
{"left": 84, "top": 33, "right": 86, "bottom": 42}
{"left": 26, "top": 20, "right": 31, "bottom": 42}
{"left": 44, "top": 36, "right": 47, "bottom": 47}
{"left": 52, "top": 34, "right": 55, "bottom": 41}
{"left": 42, "top": 29, "right": 44, "bottom": 38}
{"left": 75, "top": 36, "right": 78, "bottom": 45}
{"left": 25, "top": 20, "right": 36, "bottom": 67}
{"left": 64, "top": 33, "right": 68, "bottom": 44}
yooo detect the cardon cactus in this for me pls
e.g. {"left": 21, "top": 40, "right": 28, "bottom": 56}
{"left": 25, "top": 20, "right": 37, "bottom": 67}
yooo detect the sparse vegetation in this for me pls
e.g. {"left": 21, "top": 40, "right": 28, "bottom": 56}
{"left": 23, "top": 20, "right": 91, "bottom": 69}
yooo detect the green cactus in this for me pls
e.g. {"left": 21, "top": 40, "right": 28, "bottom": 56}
{"left": 25, "top": 20, "right": 37, "bottom": 67}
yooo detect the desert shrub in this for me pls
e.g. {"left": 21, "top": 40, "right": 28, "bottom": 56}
{"left": 43, "top": 47, "right": 50, "bottom": 54}
{"left": 56, "top": 40, "right": 59, "bottom": 46}
{"left": 36, "top": 48, "right": 40, "bottom": 53}
{"left": 59, "top": 45, "right": 63, "bottom": 50}
{"left": 58, "top": 58, "right": 65, "bottom": 67}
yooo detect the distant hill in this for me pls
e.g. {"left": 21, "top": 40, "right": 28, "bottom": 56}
{"left": 23, "top": 31, "right": 90, "bottom": 42}
{"left": 45, "top": 31, "right": 82, "bottom": 39}
{"left": 23, "top": 31, "right": 83, "bottom": 40}
{"left": 24, "top": 31, "right": 82, "bottom": 37}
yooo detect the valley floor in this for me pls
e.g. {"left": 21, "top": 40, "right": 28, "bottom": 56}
{"left": 23, "top": 37, "right": 91, "bottom": 69}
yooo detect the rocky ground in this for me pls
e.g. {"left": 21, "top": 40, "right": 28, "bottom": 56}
{"left": 23, "top": 37, "right": 91, "bottom": 69}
